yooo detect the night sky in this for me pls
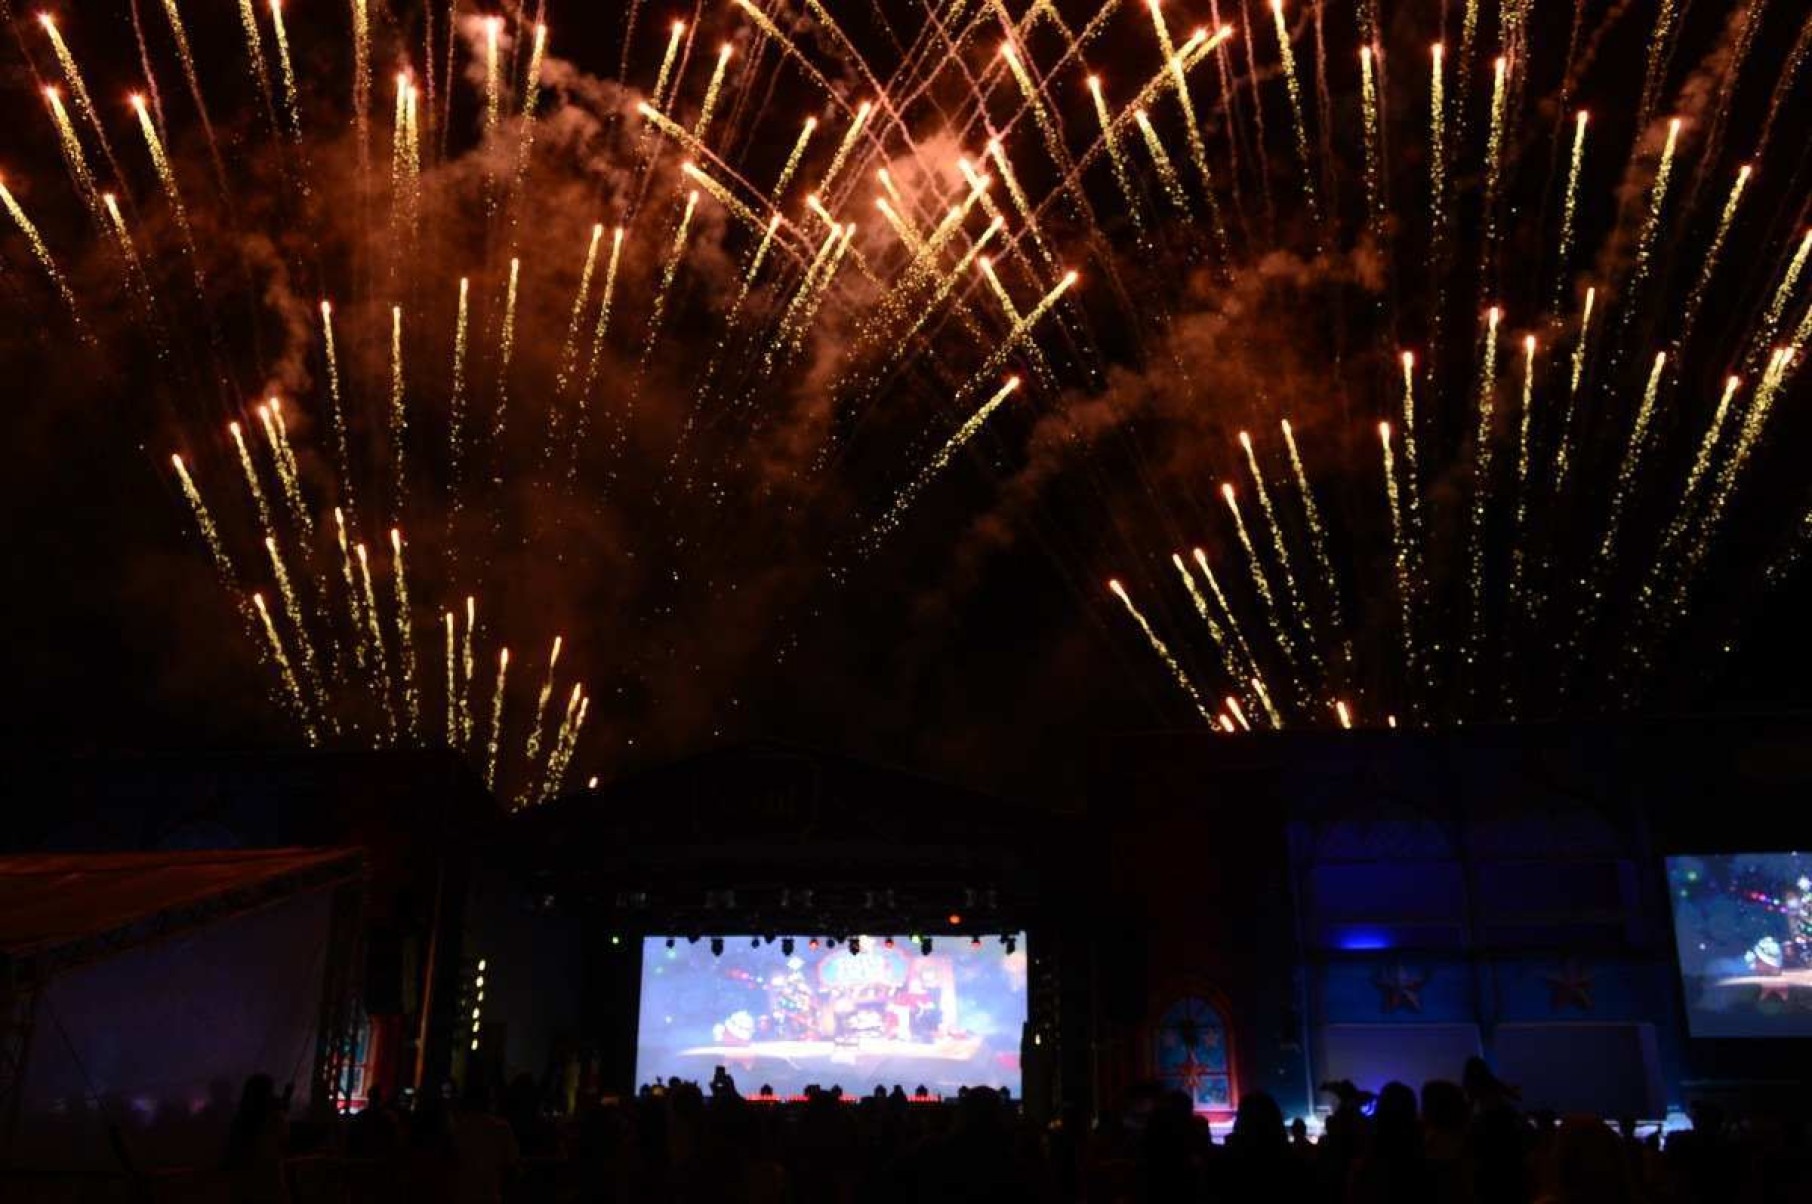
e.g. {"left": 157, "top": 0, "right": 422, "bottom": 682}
{"left": 2, "top": 1, "right": 1810, "bottom": 802}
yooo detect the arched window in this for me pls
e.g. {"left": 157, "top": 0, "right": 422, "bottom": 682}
{"left": 1153, "top": 996, "right": 1234, "bottom": 1112}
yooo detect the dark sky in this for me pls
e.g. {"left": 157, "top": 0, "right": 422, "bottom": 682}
{"left": 2, "top": 1, "right": 1810, "bottom": 803}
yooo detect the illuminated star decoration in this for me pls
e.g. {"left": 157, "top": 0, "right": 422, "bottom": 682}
{"left": 1543, "top": 958, "right": 1594, "bottom": 1012}
{"left": 1374, "top": 963, "right": 1425, "bottom": 1013}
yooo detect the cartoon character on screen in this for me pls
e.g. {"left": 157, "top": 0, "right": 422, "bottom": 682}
{"left": 893, "top": 962, "right": 946, "bottom": 1043}
{"left": 1744, "top": 936, "right": 1784, "bottom": 978}
{"left": 713, "top": 1010, "right": 757, "bottom": 1047}
{"left": 768, "top": 960, "right": 815, "bottom": 1039}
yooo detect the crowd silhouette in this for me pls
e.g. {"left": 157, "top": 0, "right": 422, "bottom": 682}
{"left": 177, "top": 1054, "right": 1811, "bottom": 1203}
{"left": 16, "top": 1057, "right": 1811, "bottom": 1202}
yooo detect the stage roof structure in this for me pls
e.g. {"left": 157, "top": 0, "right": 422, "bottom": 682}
{"left": 0, "top": 847, "right": 363, "bottom": 993}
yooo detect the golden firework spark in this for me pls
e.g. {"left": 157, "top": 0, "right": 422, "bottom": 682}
{"left": 1464, "top": 306, "right": 1503, "bottom": 672}
{"left": 269, "top": 0, "right": 303, "bottom": 141}
{"left": 773, "top": 118, "right": 816, "bottom": 202}
{"left": 693, "top": 43, "right": 734, "bottom": 140}
{"left": 871, "top": 377, "right": 1022, "bottom": 543}
{"left": 524, "top": 636, "right": 563, "bottom": 765}
{"left": 389, "top": 527, "right": 420, "bottom": 738}
{"left": 0, "top": 177, "right": 79, "bottom": 316}
{"left": 1553, "top": 110, "right": 1589, "bottom": 306}
{"left": 1132, "top": 109, "right": 1190, "bottom": 213}
{"left": 354, "top": 542, "right": 396, "bottom": 738}
{"left": 1108, "top": 579, "right": 1215, "bottom": 724}
{"left": 389, "top": 305, "right": 406, "bottom": 518}
{"left": 1268, "top": 1, "right": 1322, "bottom": 230}
{"left": 254, "top": 592, "right": 317, "bottom": 742}
{"left": 171, "top": 454, "right": 234, "bottom": 584}
{"left": 485, "top": 647, "right": 510, "bottom": 791}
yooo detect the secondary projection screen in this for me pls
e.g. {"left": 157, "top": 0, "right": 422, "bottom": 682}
{"left": 636, "top": 935, "right": 1027, "bottom": 1097}
{"left": 1666, "top": 853, "right": 1812, "bottom": 1037}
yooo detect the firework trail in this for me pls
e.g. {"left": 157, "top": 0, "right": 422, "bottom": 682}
{"left": 232, "top": 0, "right": 278, "bottom": 130}
{"left": 1237, "top": 431, "right": 1315, "bottom": 655}
{"left": 1109, "top": 579, "right": 1214, "bottom": 724}
{"left": 129, "top": 94, "right": 200, "bottom": 271}
{"left": 1378, "top": 422, "right": 1417, "bottom": 690}
{"left": 486, "top": 647, "right": 509, "bottom": 790}
{"left": 332, "top": 508, "right": 369, "bottom": 670}
{"left": 1507, "top": 336, "right": 1538, "bottom": 632}
{"left": 389, "top": 528, "right": 420, "bottom": 739}
{"left": 461, "top": 595, "right": 476, "bottom": 745}
{"left": 639, "top": 190, "right": 699, "bottom": 363}
{"left": 254, "top": 592, "right": 317, "bottom": 742}
{"left": 262, "top": 533, "right": 324, "bottom": 713}
{"left": 869, "top": 377, "right": 1022, "bottom": 546}
{"left": 483, "top": 16, "right": 503, "bottom": 140}
{"left": 1220, "top": 482, "right": 1302, "bottom": 680}
{"left": 1552, "top": 110, "right": 1589, "bottom": 310}
{"left": 1554, "top": 286, "right": 1597, "bottom": 495}
{"left": 318, "top": 302, "right": 355, "bottom": 517}
{"left": 448, "top": 277, "right": 471, "bottom": 505}
{"left": 492, "top": 259, "right": 522, "bottom": 443}
{"left": 575, "top": 228, "right": 626, "bottom": 422}
{"left": 1595, "top": 352, "right": 1672, "bottom": 576}
{"left": 1611, "top": 119, "right": 1683, "bottom": 365}
{"left": 44, "top": 88, "right": 101, "bottom": 224}
{"left": 1170, "top": 552, "right": 1254, "bottom": 707}
{"left": 269, "top": 0, "right": 303, "bottom": 143}
{"left": 1087, "top": 74, "right": 1145, "bottom": 241}
{"left": 38, "top": 16, "right": 128, "bottom": 192}
{"left": 354, "top": 542, "right": 396, "bottom": 738}
{"left": 820, "top": 101, "right": 874, "bottom": 198}
{"left": 1677, "top": 165, "right": 1752, "bottom": 351}
{"left": 156, "top": 0, "right": 228, "bottom": 189}
{"left": 1464, "top": 306, "right": 1503, "bottom": 679}
{"left": 1358, "top": 46, "right": 1383, "bottom": 237}
{"left": 0, "top": 178, "right": 79, "bottom": 317}
{"left": 350, "top": 0, "right": 371, "bottom": 155}
{"left": 171, "top": 455, "right": 234, "bottom": 585}
{"left": 1755, "top": 229, "right": 1812, "bottom": 358}
{"left": 1146, "top": 0, "right": 1227, "bottom": 257}
{"left": 389, "top": 306, "right": 406, "bottom": 519}
{"left": 256, "top": 402, "right": 310, "bottom": 540}
{"left": 523, "top": 636, "right": 562, "bottom": 766}
{"left": 1191, "top": 547, "right": 1269, "bottom": 717}
{"left": 443, "top": 609, "right": 458, "bottom": 745}
{"left": 1280, "top": 419, "right": 1347, "bottom": 670}
{"left": 1133, "top": 109, "right": 1191, "bottom": 214}
{"left": 693, "top": 43, "right": 734, "bottom": 141}
{"left": 773, "top": 118, "right": 817, "bottom": 203}
{"left": 1267, "top": 1, "right": 1321, "bottom": 232}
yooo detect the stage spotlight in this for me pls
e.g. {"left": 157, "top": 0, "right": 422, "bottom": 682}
{"left": 948, "top": 912, "right": 963, "bottom": 926}
{"left": 781, "top": 938, "right": 795, "bottom": 956}
{"left": 849, "top": 937, "right": 861, "bottom": 955}
{"left": 970, "top": 936, "right": 982, "bottom": 950}
{"left": 883, "top": 937, "right": 895, "bottom": 949}
{"left": 919, "top": 937, "right": 933, "bottom": 956}
{"left": 751, "top": 937, "right": 761, "bottom": 948}
{"left": 826, "top": 938, "right": 838, "bottom": 949}
{"left": 808, "top": 937, "right": 820, "bottom": 950}
{"left": 665, "top": 937, "right": 676, "bottom": 949}
{"left": 710, "top": 937, "right": 724, "bottom": 956}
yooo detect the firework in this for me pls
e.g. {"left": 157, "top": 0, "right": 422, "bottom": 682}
{"left": 0, "top": 178, "right": 79, "bottom": 317}
{"left": 1552, "top": 110, "right": 1589, "bottom": 309}
{"left": 1108, "top": 579, "right": 1214, "bottom": 724}
{"left": 254, "top": 592, "right": 317, "bottom": 742}
{"left": 390, "top": 528, "right": 420, "bottom": 739}
{"left": 10, "top": 0, "right": 1805, "bottom": 766}
{"left": 485, "top": 647, "right": 509, "bottom": 791}
{"left": 1268, "top": 1, "right": 1322, "bottom": 230}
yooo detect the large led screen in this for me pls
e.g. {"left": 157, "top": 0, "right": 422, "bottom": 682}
{"left": 636, "top": 935, "right": 1027, "bottom": 1096}
{"left": 1666, "top": 853, "right": 1812, "bottom": 1037}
